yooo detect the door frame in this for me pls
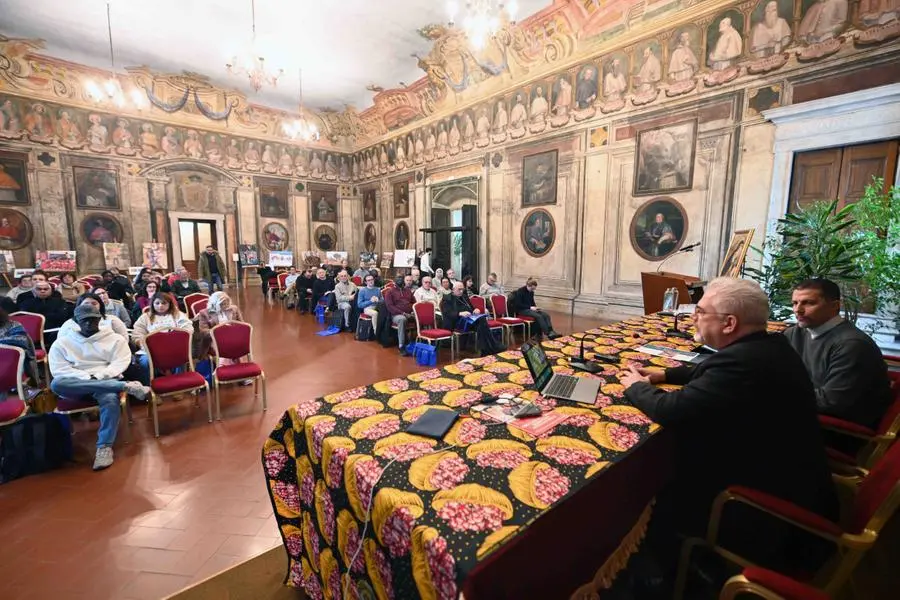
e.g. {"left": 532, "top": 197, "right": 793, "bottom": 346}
{"left": 168, "top": 211, "right": 228, "bottom": 278}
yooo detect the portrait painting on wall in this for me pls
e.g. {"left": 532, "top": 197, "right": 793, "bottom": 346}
{"left": 394, "top": 221, "right": 410, "bottom": 250}
{"left": 74, "top": 166, "right": 120, "bottom": 210}
{"left": 521, "top": 150, "right": 558, "bottom": 207}
{"left": 798, "top": 0, "right": 849, "bottom": 44}
{"left": 310, "top": 186, "right": 338, "bottom": 223}
{"left": 363, "top": 189, "right": 377, "bottom": 221}
{"left": 263, "top": 222, "right": 289, "bottom": 251}
{"left": 102, "top": 243, "right": 131, "bottom": 270}
{"left": 632, "top": 40, "right": 663, "bottom": 94}
{"left": 142, "top": 242, "right": 168, "bottom": 269}
{"left": 0, "top": 208, "right": 33, "bottom": 250}
{"left": 364, "top": 223, "right": 377, "bottom": 252}
{"left": 574, "top": 63, "right": 599, "bottom": 109}
{"left": 0, "top": 151, "right": 29, "bottom": 205}
{"left": 668, "top": 25, "right": 702, "bottom": 82}
{"left": 259, "top": 180, "right": 289, "bottom": 218}
{"left": 239, "top": 244, "right": 261, "bottom": 266}
{"left": 521, "top": 208, "right": 556, "bottom": 257}
{"left": 315, "top": 225, "right": 337, "bottom": 251}
{"left": 629, "top": 197, "right": 688, "bottom": 261}
{"left": 81, "top": 212, "right": 124, "bottom": 247}
{"left": 706, "top": 10, "right": 746, "bottom": 69}
{"left": 602, "top": 53, "right": 630, "bottom": 100}
{"left": 302, "top": 251, "right": 323, "bottom": 268}
{"left": 551, "top": 73, "right": 574, "bottom": 118}
{"left": 633, "top": 118, "right": 697, "bottom": 196}
{"left": 749, "top": 0, "right": 794, "bottom": 57}
{"left": 719, "top": 228, "right": 756, "bottom": 277}
{"left": 393, "top": 181, "right": 410, "bottom": 219}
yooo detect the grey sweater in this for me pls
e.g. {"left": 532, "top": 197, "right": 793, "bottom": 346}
{"left": 784, "top": 320, "right": 892, "bottom": 430}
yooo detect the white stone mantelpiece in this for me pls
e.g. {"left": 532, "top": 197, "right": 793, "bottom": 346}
{"left": 762, "top": 83, "right": 900, "bottom": 237}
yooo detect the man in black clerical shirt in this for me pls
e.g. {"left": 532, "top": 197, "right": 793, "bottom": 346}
{"left": 619, "top": 278, "right": 837, "bottom": 591}
{"left": 784, "top": 278, "right": 892, "bottom": 430}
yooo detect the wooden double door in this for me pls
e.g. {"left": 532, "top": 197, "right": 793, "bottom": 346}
{"left": 178, "top": 219, "right": 218, "bottom": 278}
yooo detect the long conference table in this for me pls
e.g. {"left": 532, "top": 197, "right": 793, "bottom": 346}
{"left": 262, "top": 315, "right": 785, "bottom": 599}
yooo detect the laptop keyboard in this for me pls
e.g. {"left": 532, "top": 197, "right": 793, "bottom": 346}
{"left": 545, "top": 375, "right": 577, "bottom": 398}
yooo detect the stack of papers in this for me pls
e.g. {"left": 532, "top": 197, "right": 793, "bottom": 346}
{"left": 636, "top": 343, "right": 701, "bottom": 363}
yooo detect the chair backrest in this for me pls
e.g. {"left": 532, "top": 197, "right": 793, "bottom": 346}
{"left": 413, "top": 302, "right": 437, "bottom": 330}
{"left": 876, "top": 372, "right": 900, "bottom": 436}
{"left": 188, "top": 298, "right": 208, "bottom": 319}
{"left": 276, "top": 272, "right": 289, "bottom": 291}
{"left": 144, "top": 329, "right": 194, "bottom": 373}
{"left": 48, "top": 277, "right": 61, "bottom": 285}
{"left": 351, "top": 276, "right": 363, "bottom": 286}
{"left": 470, "top": 295, "right": 487, "bottom": 314}
{"left": 490, "top": 294, "right": 510, "bottom": 318}
{"left": 78, "top": 278, "right": 95, "bottom": 290}
{"left": 183, "top": 292, "right": 208, "bottom": 312}
{"left": 383, "top": 280, "right": 396, "bottom": 290}
{"left": 9, "top": 312, "right": 46, "bottom": 350}
{"left": 0, "top": 344, "right": 26, "bottom": 399}
{"left": 849, "top": 440, "right": 900, "bottom": 534}
{"left": 211, "top": 322, "right": 254, "bottom": 361}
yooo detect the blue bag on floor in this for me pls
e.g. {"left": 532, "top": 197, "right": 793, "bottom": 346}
{"left": 414, "top": 343, "right": 437, "bottom": 367}
{"left": 195, "top": 359, "right": 213, "bottom": 385}
{"left": 315, "top": 304, "right": 326, "bottom": 324}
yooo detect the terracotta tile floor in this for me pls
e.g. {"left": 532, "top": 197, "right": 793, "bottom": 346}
{"left": 0, "top": 288, "right": 599, "bottom": 599}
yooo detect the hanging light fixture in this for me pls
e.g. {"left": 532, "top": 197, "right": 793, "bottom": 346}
{"left": 84, "top": 2, "right": 145, "bottom": 109}
{"left": 447, "top": 0, "right": 519, "bottom": 50}
{"left": 226, "top": 0, "right": 283, "bottom": 92}
{"left": 283, "top": 69, "right": 319, "bottom": 142}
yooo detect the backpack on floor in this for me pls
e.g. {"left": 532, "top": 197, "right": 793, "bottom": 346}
{"left": 355, "top": 317, "right": 374, "bottom": 341}
{"left": 0, "top": 413, "right": 72, "bottom": 484}
{"left": 329, "top": 310, "right": 344, "bottom": 330}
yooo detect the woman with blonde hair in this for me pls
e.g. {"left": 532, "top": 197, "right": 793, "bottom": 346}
{"left": 197, "top": 291, "right": 243, "bottom": 333}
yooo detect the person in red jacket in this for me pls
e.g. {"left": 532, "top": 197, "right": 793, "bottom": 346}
{"left": 384, "top": 274, "right": 415, "bottom": 356}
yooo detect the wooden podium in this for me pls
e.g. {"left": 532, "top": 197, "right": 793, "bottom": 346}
{"left": 641, "top": 272, "right": 704, "bottom": 315}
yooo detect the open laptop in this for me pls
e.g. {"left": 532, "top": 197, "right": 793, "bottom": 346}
{"left": 521, "top": 340, "right": 601, "bottom": 405}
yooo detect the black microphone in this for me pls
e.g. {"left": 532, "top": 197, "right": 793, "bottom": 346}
{"left": 571, "top": 334, "right": 603, "bottom": 373}
{"left": 656, "top": 241, "right": 701, "bottom": 272}
{"left": 667, "top": 310, "right": 693, "bottom": 339}
{"left": 680, "top": 242, "right": 701, "bottom": 252}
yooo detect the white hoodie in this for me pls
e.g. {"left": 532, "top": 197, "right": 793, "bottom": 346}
{"left": 48, "top": 328, "right": 132, "bottom": 380}
{"left": 58, "top": 315, "right": 129, "bottom": 341}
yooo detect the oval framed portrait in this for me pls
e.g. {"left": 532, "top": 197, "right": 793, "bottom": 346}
{"left": 394, "top": 221, "right": 410, "bottom": 250}
{"left": 629, "top": 196, "right": 688, "bottom": 261}
{"left": 315, "top": 225, "right": 337, "bottom": 251}
{"left": 262, "top": 222, "right": 289, "bottom": 251}
{"left": 364, "top": 223, "right": 377, "bottom": 252}
{"left": 0, "top": 208, "right": 34, "bottom": 250}
{"left": 520, "top": 208, "right": 556, "bottom": 257}
{"left": 81, "top": 212, "right": 124, "bottom": 247}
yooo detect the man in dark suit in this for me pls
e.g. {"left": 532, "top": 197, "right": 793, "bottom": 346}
{"left": 620, "top": 278, "right": 838, "bottom": 591}
{"left": 441, "top": 282, "right": 504, "bottom": 357}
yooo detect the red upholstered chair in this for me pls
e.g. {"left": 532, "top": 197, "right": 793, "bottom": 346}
{"left": 382, "top": 280, "right": 396, "bottom": 290}
{"left": 413, "top": 302, "right": 454, "bottom": 361}
{"left": 674, "top": 440, "right": 900, "bottom": 599}
{"left": 351, "top": 276, "right": 362, "bottom": 286}
{"left": 719, "top": 567, "right": 830, "bottom": 600}
{"left": 0, "top": 345, "right": 29, "bottom": 427}
{"left": 489, "top": 294, "right": 529, "bottom": 342}
{"left": 276, "top": 272, "right": 289, "bottom": 295}
{"left": 470, "top": 295, "right": 505, "bottom": 346}
{"left": 144, "top": 329, "right": 212, "bottom": 437}
{"left": 188, "top": 298, "right": 208, "bottom": 320}
{"left": 9, "top": 311, "right": 50, "bottom": 383}
{"left": 55, "top": 392, "right": 132, "bottom": 443}
{"left": 183, "top": 293, "right": 208, "bottom": 316}
{"left": 48, "top": 276, "right": 61, "bottom": 285}
{"left": 210, "top": 322, "right": 267, "bottom": 418}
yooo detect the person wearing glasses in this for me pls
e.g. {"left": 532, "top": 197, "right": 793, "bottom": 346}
{"left": 508, "top": 277, "right": 561, "bottom": 340}
{"left": 619, "top": 278, "right": 837, "bottom": 594}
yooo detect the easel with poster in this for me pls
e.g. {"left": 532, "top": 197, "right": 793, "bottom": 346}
{"left": 0, "top": 250, "right": 15, "bottom": 288}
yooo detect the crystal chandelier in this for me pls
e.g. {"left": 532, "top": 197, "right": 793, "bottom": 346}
{"left": 447, "top": 0, "right": 519, "bottom": 49}
{"left": 226, "top": 0, "right": 283, "bottom": 92}
{"left": 283, "top": 69, "right": 319, "bottom": 142}
{"left": 84, "top": 2, "right": 146, "bottom": 109}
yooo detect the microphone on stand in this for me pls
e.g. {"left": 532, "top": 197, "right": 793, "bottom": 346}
{"left": 656, "top": 242, "right": 702, "bottom": 273}
{"left": 570, "top": 334, "right": 603, "bottom": 373}
{"left": 667, "top": 310, "right": 694, "bottom": 339}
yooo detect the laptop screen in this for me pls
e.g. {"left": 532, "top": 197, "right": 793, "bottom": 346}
{"left": 522, "top": 341, "right": 553, "bottom": 391}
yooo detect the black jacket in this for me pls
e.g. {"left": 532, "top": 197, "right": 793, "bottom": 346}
{"left": 625, "top": 332, "right": 838, "bottom": 536}
{"left": 440, "top": 293, "right": 474, "bottom": 331}
{"left": 17, "top": 291, "right": 72, "bottom": 329}
{"left": 296, "top": 275, "right": 315, "bottom": 293}
{"left": 508, "top": 286, "right": 534, "bottom": 315}
{"left": 106, "top": 276, "right": 133, "bottom": 302}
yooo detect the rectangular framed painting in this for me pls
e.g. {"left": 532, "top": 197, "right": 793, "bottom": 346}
{"left": 269, "top": 250, "right": 293, "bottom": 268}
{"left": 719, "top": 228, "right": 755, "bottom": 278}
{"left": 0, "top": 250, "right": 15, "bottom": 272}
{"left": 521, "top": 149, "right": 558, "bottom": 207}
{"left": 633, "top": 118, "right": 697, "bottom": 196}
{"left": 73, "top": 165, "right": 121, "bottom": 210}
{"left": 142, "top": 242, "right": 168, "bottom": 270}
{"left": 0, "top": 151, "right": 30, "bottom": 205}
{"left": 310, "top": 186, "right": 338, "bottom": 223}
{"left": 35, "top": 250, "right": 76, "bottom": 272}
{"left": 393, "top": 181, "right": 410, "bottom": 219}
{"left": 259, "top": 180, "right": 289, "bottom": 218}
{"left": 239, "top": 243, "right": 261, "bottom": 266}
{"left": 102, "top": 242, "right": 131, "bottom": 270}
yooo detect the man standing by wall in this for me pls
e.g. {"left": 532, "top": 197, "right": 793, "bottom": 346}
{"left": 198, "top": 245, "right": 226, "bottom": 292}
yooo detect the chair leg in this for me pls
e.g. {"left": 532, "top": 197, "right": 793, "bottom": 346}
{"left": 673, "top": 537, "right": 706, "bottom": 600}
{"left": 260, "top": 373, "right": 268, "bottom": 411}
{"left": 207, "top": 383, "right": 216, "bottom": 422}
{"left": 151, "top": 393, "right": 160, "bottom": 438}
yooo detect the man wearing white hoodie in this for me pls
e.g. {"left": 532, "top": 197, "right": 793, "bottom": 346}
{"left": 49, "top": 303, "right": 150, "bottom": 471}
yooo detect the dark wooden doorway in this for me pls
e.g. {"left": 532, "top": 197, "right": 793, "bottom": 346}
{"left": 178, "top": 219, "right": 218, "bottom": 278}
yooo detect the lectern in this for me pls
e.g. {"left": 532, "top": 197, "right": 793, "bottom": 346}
{"left": 641, "top": 272, "right": 705, "bottom": 315}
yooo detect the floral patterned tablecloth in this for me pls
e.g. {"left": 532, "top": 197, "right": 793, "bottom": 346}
{"left": 262, "top": 315, "right": 743, "bottom": 600}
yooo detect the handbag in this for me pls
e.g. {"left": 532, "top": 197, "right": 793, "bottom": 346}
{"left": 30, "top": 389, "right": 58, "bottom": 414}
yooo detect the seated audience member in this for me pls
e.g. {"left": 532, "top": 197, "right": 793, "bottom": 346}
{"left": 196, "top": 291, "right": 245, "bottom": 365}
{"left": 508, "top": 277, "right": 560, "bottom": 340}
{"left": 13, "top": 270, "right": 48, "bottom": 306}
{"left": 93, "top": 285, "right": 132, "bottom": 327}
{"left": 357, "top": 274, "right": 383, "bottom": 334}
{"left": 17, "top": 279, "right": 72, "bottom": 335}
{"left": 170, "top": 268, "right": 201, "bottom": 308}
{"left": 410, "top": 267, "right": 421, "bottom": 288}
{"left": 480, "top": 272, "right": 504, "bottom": 297}
{"left": 30, "top": 269, "right": 49, "bottom": 284}
{"left": 59, "top": 293, "right": 129, "bottom": 339}
{"left": 434, "top": 268, "right": 444, "bottom": 284}
{"left": 385, "top": 274, "right": 416, "bottom": 356}
{"left": 370, "top": 268, "right": 384, "bottom": 288}
{"left": 340, "top": 258, "right": 351, "bottom": 274}
{"left": 294, "top": 268, "right": 316, "bottom": 314}
{"left": 414, "top": 276, "right": 443, "bottom": 315}
{"left": 101, "top": 269, "right": 134, "bottom": 305}
{"left": 134, "top": 280, "right": 159, "bottom": 314}
{"left": 284, "top": 267, "right": 301, "bottom": 289}
{"left": 311, "top": 268, "right": 335, "bottom": 310}
{"left": 446, "top": 268, "right": 459, "bottom": 285}
{"left": 462, "top": 275, "right": 476, "bottom": 296}
{"left": 133, "top": 267, "right": 152, "bottom": 292}
{"left": 785, "top": 278, "right": 892, "bottom": 429}
{"left": 439, "top": 278, "right": 452, "bottom": 296}
{"left": 334, "top": 270, "right": 358, "bottom": 331}
{"left": 49, "top": 303, "right": 150, "bottom": 470}
{"left": 198, "top": 245, "right": 226, "bottom": 292}
{"left": 132, "top": 292, "right": 193, "bottom": 383}
{"left": 441, "top": 282, "right": 504, "bottom": 356}
{"left": 57, "top": 273, "right": 86, "bottom": 303}
{"left": 353, "top": 265, "right": 371, "bottom": 280}
{"left": 620, "top": 278, "right": 838, "bottom": 586}
{"left": 6, "top": 273, "right": 33, "bottom": 303}
{"left": 0, "top": 305, "right": 38, "bottom": 386}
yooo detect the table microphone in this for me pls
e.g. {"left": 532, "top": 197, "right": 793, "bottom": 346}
{"left": 667, "top": 311, "right": 694, "bottom": 339}
{"left": 570, "top": 334, "right": 603, "bottom": 373}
